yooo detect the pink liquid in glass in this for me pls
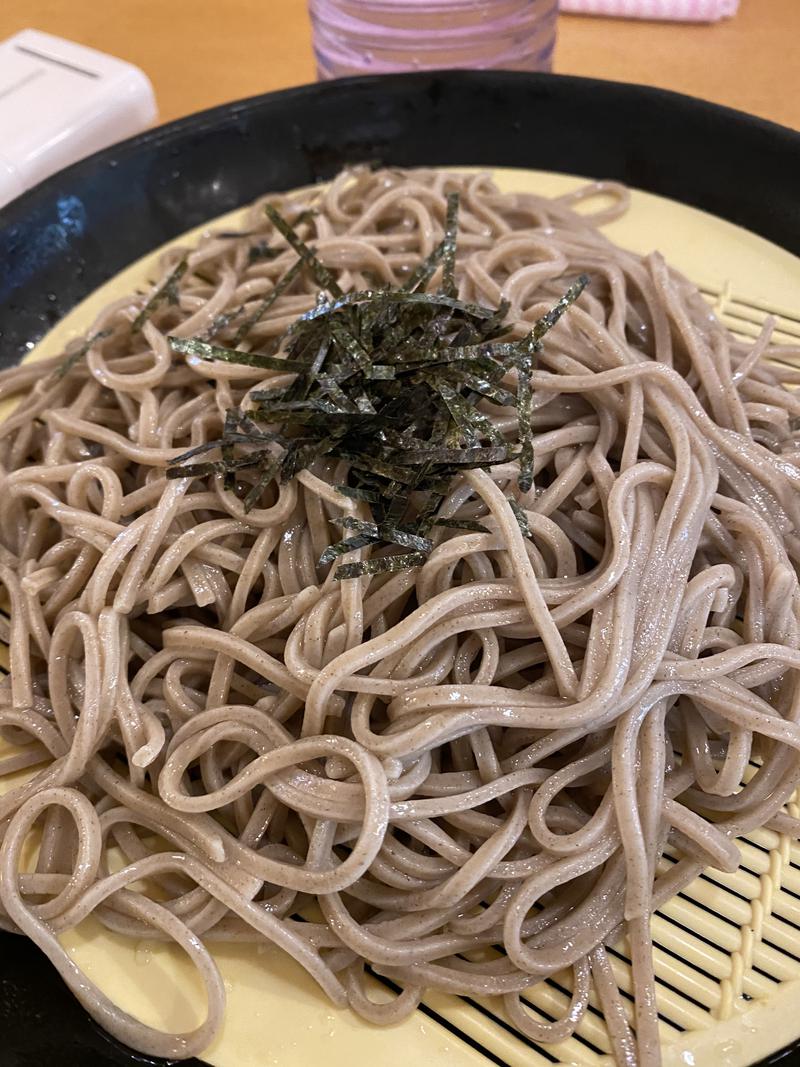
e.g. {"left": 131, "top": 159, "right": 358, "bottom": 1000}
{"left": 308, "top": 0, "right": 558, "bottom": 79}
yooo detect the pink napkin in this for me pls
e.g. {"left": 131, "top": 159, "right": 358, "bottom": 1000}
{"left": 559, "top": 0, "right": 738, "bottom": 20}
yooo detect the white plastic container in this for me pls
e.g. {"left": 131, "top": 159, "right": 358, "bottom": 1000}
{"left": 0, "top": 29, "right": 157, "bottom": 208}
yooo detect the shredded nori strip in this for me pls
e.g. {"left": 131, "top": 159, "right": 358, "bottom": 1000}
{"left": 165, "top": 196, "right": 588, "bottom": 574}
{"left": 458, "top": 374, "right": 516, "bottom": 407}
{"left": 507, "top": 497, "right": 532, "bottom": 537}
{"left": 401, "top": 239, "right": 446, "bottom": 294}
{"left": 221, "top": 409, "right": 238, "bottom": 492}
{"left": 216, "top": 230, "right": 261, "bottom": 239}
{"left": 53, "top": 328, "right": 113, "bottom": 380}
{"left": 335, "top": 552, "right": 428, "bottom": 581}
{"left": 265, "top": 204, "right": 343, "bottom": 298}
{"left": 434, "top": 379, "right": 504, "bottom": 446}
{"left": 205, "top": 309, "right": 242, "bottom": 339}
{"left": 398, "top": 445, "right": 511, "bottom": 466}
{"left": 243, "top": 458, "right": 280, "bottom": 512}
{"left": 440, "top": 192, "right": 459, "bottom": 298}
{"left": 132, "top": 258, "right": 188, "bottom": 332}
{"left": 167, "top": 336, "right": 310, "bottom": 373}
{"left": 532, "top": 274, "right": 590, "bottom": 340}
{"left": 334, "top": 485, "right": 382, "bottom": 504}
{"left": 433, "top": 517, "right": 491, "bottom": 534}
{"left": 318, "top": 534, "right": 380, "bottom": 566}
{"left": 232, "top": 258, "right": 304, "bottom": 345}
{"left": 248, "top": 240, "right": 280, "bottom": 263}
{"left": 334, "top": 516, "right": 433, "bottom": 553}
{"left": 516, "top": 349, "right": 535, "bottom": 494}
{"left": 166, "top": 450, "right": 273, "bottom": 480}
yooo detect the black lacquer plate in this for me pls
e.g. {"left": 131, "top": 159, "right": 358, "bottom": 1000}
{"left": 0, "top": 71, "right": 799, "bottom": 1067}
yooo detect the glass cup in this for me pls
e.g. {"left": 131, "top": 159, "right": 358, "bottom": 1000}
{"left": 308, "top": 0, "right": 558, "bottom": 80}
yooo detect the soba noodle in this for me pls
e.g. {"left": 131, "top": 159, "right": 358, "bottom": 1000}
{"left": 1, "top": 166, "right": 800, "bottom": 1066}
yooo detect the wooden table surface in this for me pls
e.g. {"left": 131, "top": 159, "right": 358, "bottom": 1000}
{"left": 5, "top": 0, "right": 799, "bottom": 131}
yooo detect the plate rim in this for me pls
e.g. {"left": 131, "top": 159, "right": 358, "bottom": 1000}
{"left": 2, "top": 69, "right": 800, "bottom": 364}
{"left": 2, "top": 69, "right": 799, "bottom": 226}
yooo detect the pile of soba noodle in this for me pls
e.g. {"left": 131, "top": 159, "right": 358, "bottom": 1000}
{"left": 2, "top": 166, "right": 800, "bottom": 1067}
